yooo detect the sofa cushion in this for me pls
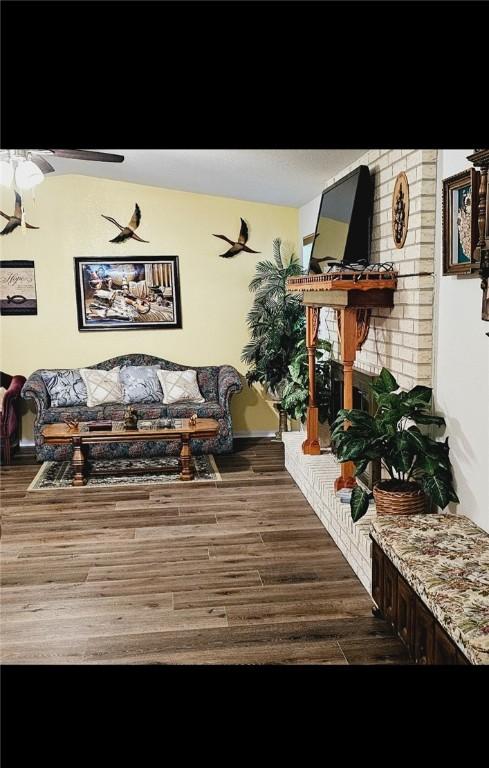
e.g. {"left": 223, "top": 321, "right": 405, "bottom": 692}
{"left": 167, "top": 401, "right": 224, "bottom": 419}
{"left": 195, "top": 367, "right": 219, "bottom": 402}
{"left": 157, "top": 369, "right": 204, "bottom": 405}
{"left": 41, "top": 370, "right": 87, "bottom": 407}
{"left": 80, "top": 367, "right": 123, "bottom": 407}
{"left": 102, "top": 403, "right": 169, "bottom": 420}
{"left": 43, "top": 405, "right": 105, "bottom": 424}
{"left": 119, "top": 365, "right": 164, "bottom": 404}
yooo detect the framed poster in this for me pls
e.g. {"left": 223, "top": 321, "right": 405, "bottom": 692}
{"left": 0, "top": 260, "right": 38, "bottom": 315}
{"left": 442, "top": 168, "right": 479, "bottom": 275}
{"left": 74, "top": 256, "right": 182, "bottom": 331}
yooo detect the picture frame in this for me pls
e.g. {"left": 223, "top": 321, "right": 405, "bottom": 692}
{"left": 0, "top": 260, "right": 38, "bottom": 315}
{"left": 442, "top": 168, "right": 479, "bottom": 275}
{"left": 74, "top": 256, "right": 182, "bottom": 331}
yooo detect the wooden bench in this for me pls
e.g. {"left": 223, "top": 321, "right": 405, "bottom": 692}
{"left": 370, "top": 513, "right": 489, "bottom": 665}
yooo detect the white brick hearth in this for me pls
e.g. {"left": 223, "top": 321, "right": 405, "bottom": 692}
{"left": 283, "top": 432, "right": 376, "bottom": 595}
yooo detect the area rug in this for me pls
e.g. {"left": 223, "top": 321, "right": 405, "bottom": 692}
{"left": 27, "top": 455, "right": 221, "bottom": 491}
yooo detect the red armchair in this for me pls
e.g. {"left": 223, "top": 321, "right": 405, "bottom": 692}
{"left": 0, "top": 372, "right": 26, "bottom": 464}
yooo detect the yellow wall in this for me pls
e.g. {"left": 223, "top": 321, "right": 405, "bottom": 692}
{"left": 0, "top": 175, "right": 299, "bottom": 441}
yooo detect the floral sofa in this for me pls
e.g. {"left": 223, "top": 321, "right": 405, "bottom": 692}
{"left": 22, "top": 353, "right": 242, "bottom": 462}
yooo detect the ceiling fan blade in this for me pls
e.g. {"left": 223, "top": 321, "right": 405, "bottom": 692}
{"left": 31, "top": 154, "right": 55, "bottom": 173}
{"left": 48, "top": 149, "right": 125, "bottom": 163}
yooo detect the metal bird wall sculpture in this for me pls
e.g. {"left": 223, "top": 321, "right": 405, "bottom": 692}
{"left": 213, "top": 217, "right": 260, "bottom": 258}
{"left": 0, "top": 192, "right": 39, "bottom": 235}
{"left": 101, "top": 203, "right": 149, "bottom": 243}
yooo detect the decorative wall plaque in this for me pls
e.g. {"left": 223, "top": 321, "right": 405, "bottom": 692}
{"left": 0, "top": 260, "right": 38, "bottom": 315}
{"left": 392, "top": 172, "right": 410, "bottom": 249}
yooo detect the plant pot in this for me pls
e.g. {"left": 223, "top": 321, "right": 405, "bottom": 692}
{"left": 373, "top": 480, "right": 426, "bottom": 515}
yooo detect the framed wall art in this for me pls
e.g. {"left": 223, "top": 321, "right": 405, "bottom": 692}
{"left": 442, "top": 168, "right": 479, "bottom": 275}
{"left": 0, "top": 260, "right": 38, "bottom": 315}
{"left": 392, "top": 171, "right": 409, "bottom": 249}
{"left": 74, "top": 256, "right": 182, "bottom": 331}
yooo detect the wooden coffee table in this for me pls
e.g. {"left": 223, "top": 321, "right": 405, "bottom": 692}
{"left": 41, "top": 419, "right": 220, "bottom": 486}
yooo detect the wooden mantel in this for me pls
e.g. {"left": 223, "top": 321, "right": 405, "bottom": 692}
{"left": 287, "top": 269, "right": 397, "bottom": 490}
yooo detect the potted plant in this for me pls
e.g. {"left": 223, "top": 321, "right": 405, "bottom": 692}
{"left": 331, "top": 367, "right": 459, "bottom": 522}
{"left": 281, "top": 337, "right": 333, "bottom": 443}
{"left": 241, "top": 238, "right": 305, "bottom": 434}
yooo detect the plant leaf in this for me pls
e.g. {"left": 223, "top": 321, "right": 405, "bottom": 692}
{"left": 350, "top": 486, "right": 371, "bottom": 522}
{"left": 371, "top": 367, "right": 399, "bottom": 395}
{"left": 400, "top": 385, "right": 433, "bottom": 409}
{"left": 411, "top": 413, "right": 446, "bottom": 427}
{"left": 422, "top": 475, "right": 453, "bottom": 510}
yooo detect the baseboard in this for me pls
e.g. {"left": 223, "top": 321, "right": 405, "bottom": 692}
{"left": 233, "top": 431, "right": 276, "bottom": 438}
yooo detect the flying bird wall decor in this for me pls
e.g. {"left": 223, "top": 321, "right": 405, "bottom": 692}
{"left": 0, "top": 192, "right": 39, "bottom": 236}
{"left": 213, "top": 217, "right": 260, "bottom": 258}
{"left": 101, "top": 203, "right": 149, "bottom": 243}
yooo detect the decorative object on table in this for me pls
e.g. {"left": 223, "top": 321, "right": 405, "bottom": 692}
{"left": 101, "top": 202, "right": 149, "bottom": 243}
{"left": 331, "top": 367, "right": 459, "bottom": 522}
{"left": 0, "top": 191, "right": 39, "bottom": 236}
{"left": 63, "top": 418, "right": 79, "bottom": 431}
{"left": 213, "top": 217, "right": 260, "bottom": 258}
{"left": 0, "top": 260, "right": 38, "bottom": 316}
{"left": 79, "top": 421, "right": 113, "bottom": 432}
{"left": 392, "top": 172, "right": 409, "bottom": 248}
{"left": 442, "top": 168, "right": 479, "bottom": 275}
{"left": 27, "top": 455, "right": 222, "bottom": 491}
{"left": 0, "top": 372, "right": 26, "bottom": 464}
{"left": 123, "top": 405, "right": 138, "bottom": 430}
{"left": 189, "top": 413, "right": 198, "bottom": 427}
{"left": 241, "top": 237, "right": 305, "bottom": 437}
{"left": 466, "top": 149, "right": 489, "bottom": 331}
{"left": 137, "top": 418, "right": 175, "bottom": 431}
{"left": 74, "top": 256, "right": 182, "bottom": 331}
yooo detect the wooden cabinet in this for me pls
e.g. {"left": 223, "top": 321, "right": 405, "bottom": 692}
{"left": 397, "top": 575, "right": 415, "bottom": 658}
{"left": 371, "top": 538, "right": 471, "bottom": 665}
{"left": 414, "top": 596, "right": 434, "bottom": 665}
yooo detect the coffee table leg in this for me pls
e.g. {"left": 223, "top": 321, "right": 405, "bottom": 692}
{"left": 71, "top": 436, "right": 87, "bottom": 487}
{"left": 179, "top": 434, "right": 194, "bottom": 481}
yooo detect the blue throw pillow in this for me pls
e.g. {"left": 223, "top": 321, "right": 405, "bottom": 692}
{"left": 41, "top": 369, "right": 88, "bottom": 407}
{"left": 119, "top": 365, "right": 164, "bottom": 404}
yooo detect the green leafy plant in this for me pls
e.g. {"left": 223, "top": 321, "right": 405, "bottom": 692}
{"left": 331, "top": 367, "right": 459, "bottom": 522}
{"left": 281, "top": 338, "right": 332, "bottom": 424}
{"left": 241, "top": 238, "right": 305, "bottom": 393}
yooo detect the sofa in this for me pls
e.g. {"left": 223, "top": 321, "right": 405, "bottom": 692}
{"left": 21, "top": 353, "right": 242, "bottom": 462}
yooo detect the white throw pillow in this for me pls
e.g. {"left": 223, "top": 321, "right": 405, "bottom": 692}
{"left": 79, "top": 367, "right": 123, "bottom": 408}
{"left": 0, "top": 386, "right": 7, "bottom": 412}
{"left": 156, "top": 369, "right": 205, "bottom": 405}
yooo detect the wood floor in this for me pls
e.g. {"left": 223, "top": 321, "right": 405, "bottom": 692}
{"left": 0, "top": 439, "right": 410, "bottom": 664}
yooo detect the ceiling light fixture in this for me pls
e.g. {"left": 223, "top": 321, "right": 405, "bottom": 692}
{"left": 0, "top": 150, "right": 45, "bottom": 190}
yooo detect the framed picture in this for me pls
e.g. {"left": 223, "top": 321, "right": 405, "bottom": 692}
{"left": 442, "top": 168, "right": 479, "bottom": 275}
{"left": 0, "top": 260, "right": 38, "bottom": 315}
{"left": 74, "top": 256, "right": 182, "bottom": 331}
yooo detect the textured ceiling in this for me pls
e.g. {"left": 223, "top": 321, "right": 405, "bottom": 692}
{"left": 43, "top": 149, "right": 367, "bottom": 207}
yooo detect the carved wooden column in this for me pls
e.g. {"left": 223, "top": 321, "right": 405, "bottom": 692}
{"left": 467, "top": 150, "right": 489, "bottom": 325}
{"left": 302, "top": 305, "right": 321, "bottom": 455}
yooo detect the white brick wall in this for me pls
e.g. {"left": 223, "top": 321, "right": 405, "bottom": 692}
{"left": 283, "top": 432, "right": 376, "bottom": 594}
{"left": 319, "top": 149, "right": 437, "bottom": 388}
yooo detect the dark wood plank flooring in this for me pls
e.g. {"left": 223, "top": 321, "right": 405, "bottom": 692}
{"left": 0, "top": 439, "right": 410, "bottom": 664}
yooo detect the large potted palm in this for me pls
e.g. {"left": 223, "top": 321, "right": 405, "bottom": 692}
{"left": 331, "top": 367, "right": 459, "bottom": 522}
{"left": 241, "top": 238, "right": 304, "bottom": 435}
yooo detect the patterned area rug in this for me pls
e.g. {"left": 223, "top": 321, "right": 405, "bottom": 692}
{"left": 27, "top": 455, "right": 221, "bottom": 491}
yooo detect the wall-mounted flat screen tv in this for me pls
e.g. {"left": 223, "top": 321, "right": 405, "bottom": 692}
{"left": 307, "top": 165, "right": 374, "bottom": 274}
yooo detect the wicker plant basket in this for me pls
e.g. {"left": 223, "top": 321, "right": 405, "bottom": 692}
{"left": 373, "top": 480, "right": 426, "bottom": 515}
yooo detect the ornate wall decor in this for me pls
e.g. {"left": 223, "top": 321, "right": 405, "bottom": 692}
{"left": 74, "top": 256, "right": 182, "bottom": 331}
{"left": 466, "top": 150, "right": 489, "bottom": 331}
{"left": 213, "top": 217, "right": 260, "bottom": 258}
{"left": 392, "top": 172, "right": 409, "bottom": 249}
{"left": 0, "top": 192, "right": 39, "bottom": 236}
{"left": 0, "top": 260, "right": 38, "bottom": 315}
{"left": 101, "top": 203, "right": 149, "bottom": 243}
{"left": 442, "top": 168, "right": 479, "bottom": 276}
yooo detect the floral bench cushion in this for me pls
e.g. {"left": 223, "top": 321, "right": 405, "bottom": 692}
{"left": 370, "top": 513, "right": 489, "bottom": 665}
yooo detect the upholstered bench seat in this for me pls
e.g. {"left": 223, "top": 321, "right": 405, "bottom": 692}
{"left": 370, "top": 513, "right": 489, "bottom": 665}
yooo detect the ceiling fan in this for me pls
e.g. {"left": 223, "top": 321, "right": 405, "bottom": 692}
{"left": 0, "top": 149, "right": 124, "bottom": 190}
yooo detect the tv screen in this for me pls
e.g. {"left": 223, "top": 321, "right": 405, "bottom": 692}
{"left": 308, "top": 165, "right": 373, "bottom": 274}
